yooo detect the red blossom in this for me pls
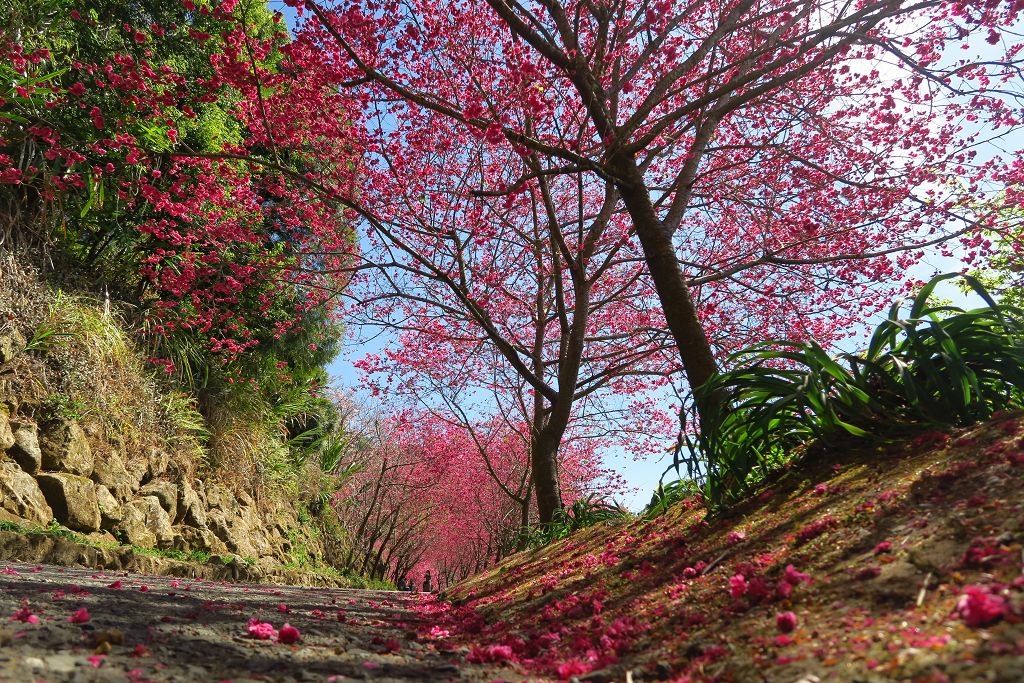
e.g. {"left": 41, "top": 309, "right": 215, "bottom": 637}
{"left": 277, "top": 623, "right": 301, "bottom": 644}
{"left": 466, "top": 644, "right": 515, "bottom": 663}
{"left": 555, "top": 660, "right": 592, "bottom": 680}
{"left": 10, "top": 604, "right": 40, "bottom": 624}
{"left": 957, "top": 585, "right": 1010, "bottom": 627}
{"left": 729, "top": 574, "right": 748, "bottom": 599}
{"left": 776, "top": 611, "right": 798, "bottom": 633}
{"left": 246, "top": 619, "right": 276, "bottom": 640}
{"left": 68, "top": 608, "right": 91, "bottom": 624}
{"left": 783, "top": 565, "right": 812, "bottom": 586}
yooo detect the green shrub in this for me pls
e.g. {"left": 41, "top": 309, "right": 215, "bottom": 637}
{"left": 518, "top": 494, "right": 632, "bottom": 548}
{"left": 693, "top": 274, "right": 1024, "bottom": 507}
{"left": 643, "top": 477, "right": 703, "bottom": 517}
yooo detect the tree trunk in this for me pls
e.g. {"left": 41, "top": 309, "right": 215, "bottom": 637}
{"left": 610, "top": 152, "right": 721, "bottom": 399}
{"left": 531, "top": 424, "right": 566, "bottom": 524}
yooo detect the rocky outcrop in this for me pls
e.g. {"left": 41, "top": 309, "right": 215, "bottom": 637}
{"left": 8, "top": 419, "right": 41, "bottom": 474}
{"left": 0, "top": 458, "right": 52, "bottom": 526}
{"left": 35, "top": 472, "right": 100, "bottom": 532}
{"left": 90, "top": 448, "right": 139, "bottom": 501}
{"left": 177, "top": 480, "right": 207, "bottom": 527}
{"left": 94, "top": 483, "right": 122, "bottom": 529}
{"left": 2, "top": 411, "right": 322, "bottom": 573}
{"left": 39, "top": 419, "right": 94, "bottom": 477}
{"left": 172, "top": 524, "right": 227, "bottom": 555}
{"left": 145, "top": 446, "right": 170, "bottom": 482}
{"left": 112, "top": 500, "right": 156, "bottom": 548}
{"left": 139, "top": 480, "right": 178, "bottom": 521}
{"left": 132, "top": 496, "right": 175, "bottom": 549}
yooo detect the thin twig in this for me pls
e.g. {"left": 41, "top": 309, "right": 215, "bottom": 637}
{"left": 916, "top": 571, "right": 933, "bottom": 608}
{"left": 701, "top": 550, "right": 730, "bottom": 576}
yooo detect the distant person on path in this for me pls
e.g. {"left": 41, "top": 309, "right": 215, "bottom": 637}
{"left": 422, "top": 570, "right": 432, "bottom": 593}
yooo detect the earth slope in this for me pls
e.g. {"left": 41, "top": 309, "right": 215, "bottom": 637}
{"left": 435, "top": 414, "right": 1024, "bottom": 682}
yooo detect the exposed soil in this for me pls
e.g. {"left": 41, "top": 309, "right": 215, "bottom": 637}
{"left": 0, "top": 563, "right": 521, "bottom": 682}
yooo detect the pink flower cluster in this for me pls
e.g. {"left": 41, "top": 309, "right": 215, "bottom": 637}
{"left": 246, "top": 618, "right": 301, "bottom": 643}
{"left": 956, "top": 585, "right": 1010, "bottom": 628}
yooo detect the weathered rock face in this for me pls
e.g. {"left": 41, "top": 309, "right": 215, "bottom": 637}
{"left": 139, "top": 480, "right": 178, "bottom": 521}
{"left": 204, "top": 483, "right": 235, "bottom": 511}
{"left": 90, "top": 449, "right": 139, "bottom": 502}
{"left": 207, "top": 509, "right": 259, "bottom": 559}
{"left": 131, "top": 496, "right": 174, "bottom": 549}
{"left": 39, "top": 419, "right": 94, "bottom": 477}
{"left": 8, "top": 419, "right": 42, "bottom": 474}
{"left": 0, "top": 329, "right": 26, "bottom": 365}
{"left": 177, "top": 480, "right": 207, "bottom": 527}
{"left": 1, "top": 411, "right": 321, "bottom": 570}
{"left": 112, "top": 502, "right": 156, "bottom": 548}
{"left": 94, "top": 484, "right": 122, "bottom": 530}
{"left": 0, "top": 458, "right": 53, "bottom": 526}
{"left": 172, "top": 525, "right": 227, "bottom": 555}
{"left": 0, "top": 409, "right": 15, "bottom": 451}
{"left": 145, "top": 447, "right": 170, "bottom": 483}
{"left": 36, "top": 473, "right": 100, "bottom": 532}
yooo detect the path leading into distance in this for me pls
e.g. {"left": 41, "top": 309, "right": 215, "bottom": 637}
{"left": 0, "top": 561, "right": 521, "bottom": 682}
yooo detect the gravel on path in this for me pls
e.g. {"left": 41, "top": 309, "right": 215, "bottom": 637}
{"left": 0, "top": 561, "right": 524, "bottom": 683}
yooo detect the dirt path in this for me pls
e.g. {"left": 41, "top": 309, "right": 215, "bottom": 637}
{"left": 0, "top": 561, "right": 522, "bottom": 682}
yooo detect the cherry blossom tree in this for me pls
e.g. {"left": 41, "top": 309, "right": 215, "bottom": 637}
{"left": 293, "top": 0, "right": 1024, "bottom": 425}
{"left": 1, "top": 0, "right": 359, "bottom": 370}
{"left": 340, "top": 110, "right": 677, "bottom": 522}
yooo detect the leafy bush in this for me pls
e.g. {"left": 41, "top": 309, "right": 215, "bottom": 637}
{"left": 692, "top": 274, "right": 1024, "bottom": 507}
{"left": 643, "top": 477, "right": 703, "bottom": 517}
{"left": 519, "top": 494, "right": 633, "bottom": 548}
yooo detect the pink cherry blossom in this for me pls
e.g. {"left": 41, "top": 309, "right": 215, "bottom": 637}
{"left": 957, "top": 585, "right": 1010, "bottom": 627}
{"left": 246, "top": 619, "right": 276, "bottom": 640}
{"left": 776, "top": 611, "right": 798, "bottom": 633}
{"left": 68, "top": 608, "right": 90, "bottom": 624}
{"left": 729, "top": 574, "right": 748, "bottom": 599}
{"left": 277, "top": 623, "right": 301, "bottom": 644}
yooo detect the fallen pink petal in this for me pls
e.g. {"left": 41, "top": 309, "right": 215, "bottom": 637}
{"left": 246, "top": 619, "right": 277, "bottom": 640}
{"left": 776, "top": 611, "right": 798, "bottom": 633}
{"left": 277, "top": 623, "right": 301, "bottom": 644}
{"left": 67, "top": 608, "right": 90, "bottom": 624}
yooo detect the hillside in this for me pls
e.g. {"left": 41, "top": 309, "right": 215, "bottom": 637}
{"left": 0, "top": 259, "right": 371, "bottom": 588}
{"left": 420, "top": 415, "right": 1024, "bottom": 682}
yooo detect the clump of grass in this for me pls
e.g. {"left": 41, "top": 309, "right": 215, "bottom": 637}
{"left": 0, "top": 519, "right": 89, "bottom": 543}
{"left": 10, "top": 281, "right": 208, "bottom": 474}
{"left": 130, "top": 545, "right": 213, "bottom": 564}
{"left": 643, "top": 477, "right": 702, "bottom": 517}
